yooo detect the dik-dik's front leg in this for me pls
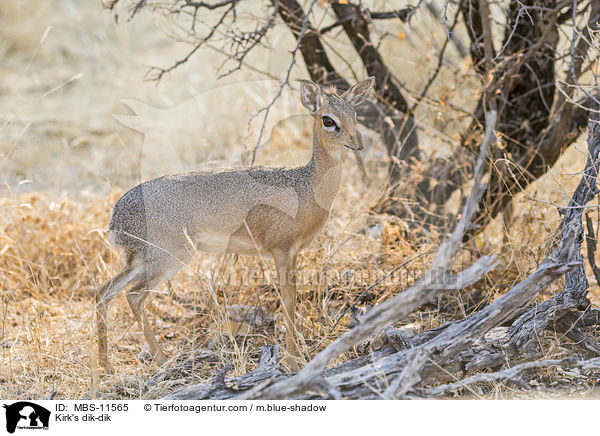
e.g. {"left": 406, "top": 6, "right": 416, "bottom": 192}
{"left": 272, "top": 250, "right": 300, "bottom": 371}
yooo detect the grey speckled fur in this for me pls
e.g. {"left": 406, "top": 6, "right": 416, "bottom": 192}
{"left": 95, "top": 77, "right": 375, "bottom": 370}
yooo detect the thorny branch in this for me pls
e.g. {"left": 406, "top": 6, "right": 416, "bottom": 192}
{"left": 145, "top": 1, "right": 238, "bottom": 82}
{"left": 320, "top": 3, "right": 423, "bottom": 35}
{"left": 246, "top": 0, "right": 320, "bottom": 165}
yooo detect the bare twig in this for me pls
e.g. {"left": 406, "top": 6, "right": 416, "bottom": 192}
{"left": 410, "top": 5, "right": 462, "bottom": 113}
{"left": 183, "top": 0, "right": 238, "bottom": 10}
{"left": 585, "top": 212, "right": 600, "bottom": 285}
{"left": 425, "top": 1, "right": 467, "bottom": 57}
{"left": 145, "top": 2, "right": 237, "bottom": 82}
{"left": 569, "top": 0, "right": 600, "bottom": 106}
{"left": 320, "top": 4, "right": 422, "bottom": 35}
{"left": 217, "top": 0, "right": 279, "bottom": 78}
{"left": 246, "top": 0, "right": 319, "bottom": 164}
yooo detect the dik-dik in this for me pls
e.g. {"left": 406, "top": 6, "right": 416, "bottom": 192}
{"left": 96, "top": 77, "right": 375, "bottom": 370}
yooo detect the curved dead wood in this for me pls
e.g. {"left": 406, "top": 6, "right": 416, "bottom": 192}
{"left": 507, "top": 106, "right": 600, "bottom": 351}
{"left": 420, "top": 356, "right": 600, "bottom": 397}
{"left": 164, "top": 345, "right": 285, "bottom": 400}
{"left": 163, "top": 111, "right": 497, "bottom": 399}
{"left": 164, "top": 108, "right": 600, "bottom": 400}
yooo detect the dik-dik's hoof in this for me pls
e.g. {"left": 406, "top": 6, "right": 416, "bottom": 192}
{"left": 283, "top": 355, "right": 300, "bottom": 373}
{"left": 137, "top": 346, "right": 168, "bottom": 366}
{"left": 99, "top": 364, "right": 115, "bottom": 375}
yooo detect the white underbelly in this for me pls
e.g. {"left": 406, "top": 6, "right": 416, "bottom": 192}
{"left": 195, "top": 232, "right": 260, "bottom": 256}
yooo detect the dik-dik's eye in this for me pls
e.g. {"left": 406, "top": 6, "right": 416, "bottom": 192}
{"left": 322, "top": 115, "right": 339, "bottom": 131}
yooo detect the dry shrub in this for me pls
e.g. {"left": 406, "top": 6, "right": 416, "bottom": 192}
{"left": 0, "top": 192, "right": 118, "bottom": 299}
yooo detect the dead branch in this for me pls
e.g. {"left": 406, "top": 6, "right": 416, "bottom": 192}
{"left": 162, "top": 106, "right": 600, "bottom": 400}
{"left": 508, "top": 106, "right": 600, "bottom": 351}
{"left": 165, "top": 345, "right": 284, "bottom": 399}
{"left": 420, "top": 356, "right": 600, "bottom": 397}
{"left": 585, "top": 213, "right": 600, "bottom": 285}
{"left": 424, "top": 2, "right": 468, "bottom": 58}
{"left": 320, "top": 4, "right": 422, "bottom": 35}
{"left": 163, "top": 110, "right": 498, "bottom": 400}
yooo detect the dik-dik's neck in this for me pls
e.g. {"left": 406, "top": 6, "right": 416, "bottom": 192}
{"left": 306, "top": 130, "right": 344, "bottom": 211}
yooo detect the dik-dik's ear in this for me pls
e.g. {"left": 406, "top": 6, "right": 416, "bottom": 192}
{"left": 342, "top": 76, "right": 375, "bottom": 107}
{"left": 300, "top": 80, "right": 321, "bottom": 114}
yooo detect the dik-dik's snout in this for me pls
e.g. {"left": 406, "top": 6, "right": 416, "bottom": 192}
{"left": 345, "top": 131, "right": 365, "bottom": 151}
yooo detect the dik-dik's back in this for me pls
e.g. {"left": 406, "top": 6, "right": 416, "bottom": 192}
{"left": 96, "top": 77, "right": 375, "bottom": 370}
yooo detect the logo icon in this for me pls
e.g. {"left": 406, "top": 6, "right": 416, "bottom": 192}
{"left": 2, "top": 402, "right": 50, "bottom": 433}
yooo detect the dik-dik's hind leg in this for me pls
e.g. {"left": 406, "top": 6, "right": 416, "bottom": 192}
{"left": 96, "top": 263, "right": 141, "bottom": 370}
{"left": 125, "top": 260, "right": 182, "bottom": 366}
{"left": 273, "top": 250, "right": 300, "bottom": 371}
{"left": 126, "top": 283, "right": 167, "bottom": 365}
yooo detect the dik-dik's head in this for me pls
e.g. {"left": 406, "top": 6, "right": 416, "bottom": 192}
{"left": 300, "top": 77, "right": 375, "bottom": 153}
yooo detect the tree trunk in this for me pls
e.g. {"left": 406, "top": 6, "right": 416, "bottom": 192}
{"left": 276, "top": 0, "right": 419, "bottom": 188}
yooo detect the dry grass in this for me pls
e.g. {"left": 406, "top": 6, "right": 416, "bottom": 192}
{"left": 2, "top": 135, "right": 598, "bottom": 400}
{"left": 2, "top": 0, "right": 600, "bottom": 400}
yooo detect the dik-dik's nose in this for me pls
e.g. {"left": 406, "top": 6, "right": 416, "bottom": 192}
{"left": 348, "top": 132, "right": 364, "bottom": 151}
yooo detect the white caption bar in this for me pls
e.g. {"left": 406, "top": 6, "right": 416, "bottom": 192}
{"left": 0, "top": 400, "right": 595, "bottom": 435}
